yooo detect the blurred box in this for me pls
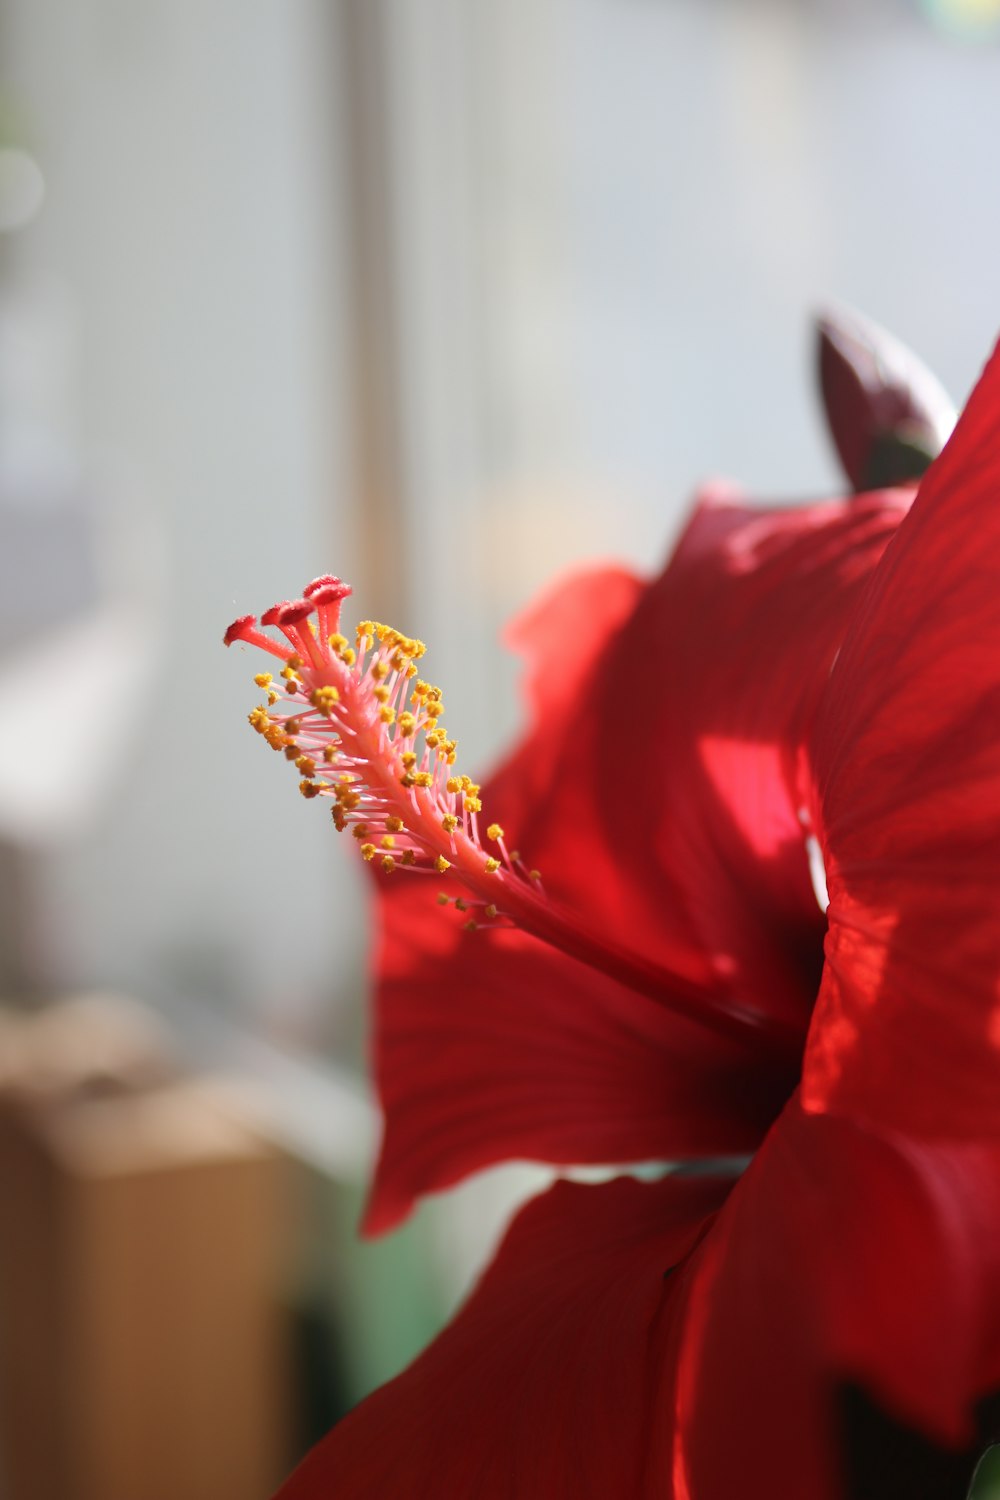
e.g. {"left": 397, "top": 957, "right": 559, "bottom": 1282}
{"left": 0, "top": 999, "right": 291, "bottom": 1500}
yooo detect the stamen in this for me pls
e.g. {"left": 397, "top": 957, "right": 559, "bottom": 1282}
{"left": 225, "top": 576, "right": 803, "bottom": 1058}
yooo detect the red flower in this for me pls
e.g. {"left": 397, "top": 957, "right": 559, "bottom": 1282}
{"left": 225, "top": 340, "right": 1000, "bottom": 1498}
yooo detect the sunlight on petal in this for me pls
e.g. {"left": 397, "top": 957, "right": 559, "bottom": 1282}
{"left": 801, "top": 906, "right": 897, "bottom": 1110}
{"left": 699, "top": 736, "right": 798, "bottom": 860}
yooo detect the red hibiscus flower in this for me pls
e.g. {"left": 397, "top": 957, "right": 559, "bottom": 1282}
{"left": 225, "top": 334, "right": 1000, "bottom": 1498}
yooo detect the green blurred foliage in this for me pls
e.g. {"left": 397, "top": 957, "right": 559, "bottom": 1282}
{"left": 970, "top": 1446, "right": 1000, "bottom": 1497}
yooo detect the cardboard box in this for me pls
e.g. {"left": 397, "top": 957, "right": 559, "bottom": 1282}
{"left": 0, "top": 1003, "right": 290, "bottom": 1500}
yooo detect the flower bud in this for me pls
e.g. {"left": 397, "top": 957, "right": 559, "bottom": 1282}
{"left": 816, "top": 306, "right": 956, "bottom": 492}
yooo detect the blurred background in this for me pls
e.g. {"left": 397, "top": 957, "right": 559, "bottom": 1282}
{"left": 1, "top": 0, "right": 999, "bottom": 1493}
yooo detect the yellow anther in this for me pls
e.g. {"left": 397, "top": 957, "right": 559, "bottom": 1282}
{"left": 485, "top": 905, "right": 498, "bottom": 920}
{"left": 455, "top": 899, "right": 468, "bottom": 912}
{"left": 530, "top": 869, "right": 542, "bottom": 882}
{"left": 437, "top": 893, "right": 450, "bottom": 906}
{"left": 241, "top": 604, "right": 488, "bottom": 881}
{"left": 463, "top": 920, "right": 477, "bottom": 932}
{"left": 311, "top": 685, "right": 340, "bottom": 716}
{"left": 487, "top": 823, "right": 504, "bottom": 842}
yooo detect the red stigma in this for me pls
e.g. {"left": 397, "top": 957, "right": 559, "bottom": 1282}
{"left": 308, "top": 583, "right": 351, "bottom": 607}
{"left": 223, "top": 614, "right": 258, "bottom": 646}
{"left": 304, "top": 574, "right": 353, "bottom": 602}
{"left": 261, "top": 601, "right": 296, "bottom": 626}
{"left": 276, "top": 599, "right": 315, "bottom": 626}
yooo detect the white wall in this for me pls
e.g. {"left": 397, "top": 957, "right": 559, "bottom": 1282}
{"left": 2, "top": 0, "right": 998, "bottom": 1052}
{"left": 1, "top": 0, "right": 362, "bottom": 1040}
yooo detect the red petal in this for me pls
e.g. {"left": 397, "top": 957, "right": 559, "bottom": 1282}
{"left": 287, "top": 1109, "right": 1000, "bottom": 1498}
{"left": 677, "top": 1102, "right": 1000, "bottom": 1499}
{"left": 277, "top": 1173, "right": 728, "bottom": 1499}
{"left": 364, "top": 881, "right": 797, "bottom": 1233}
{"left": 804, "top": 339, "right": 1000, "bottom": 1135}
{"left": 487, "top": 487, "right": 911, "bottom": 1032}
{"left": 500, "top": 560, "right": 646, "bottom": 770}
{"left": 365, "top": 491, "right": 912, "bottom": 1228}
